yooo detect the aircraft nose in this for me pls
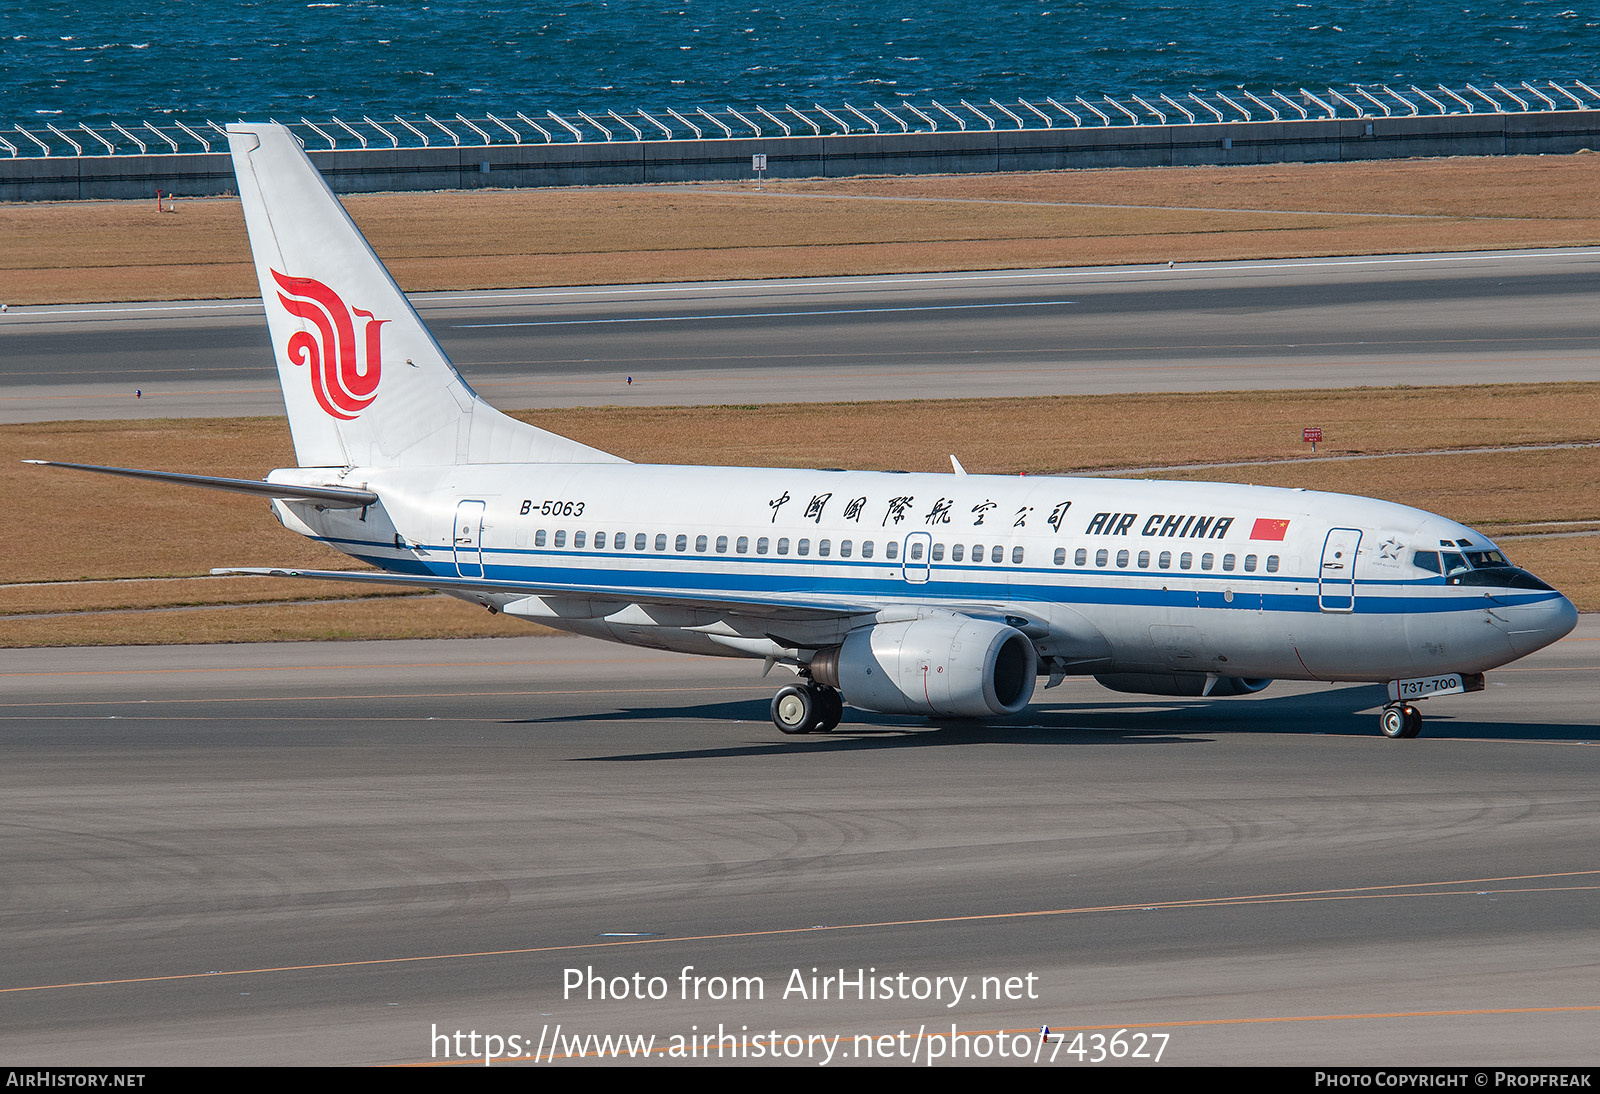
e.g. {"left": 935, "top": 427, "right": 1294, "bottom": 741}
{"left": 1498, "top": 593, "right": 1578, "bottom": 657}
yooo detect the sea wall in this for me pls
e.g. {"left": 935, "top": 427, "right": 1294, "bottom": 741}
{"left": 4, "top": 109, "right": 1596, "bottom": 201}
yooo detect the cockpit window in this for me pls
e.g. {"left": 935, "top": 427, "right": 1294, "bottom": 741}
{"left": 1416, "top": 539, "right": 1545, "bottom": 589}
{"left": 1421, "top": 547, "right": 1512, "bottom": 575}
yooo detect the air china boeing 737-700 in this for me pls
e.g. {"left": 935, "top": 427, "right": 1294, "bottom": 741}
{"left": 31, "top": 123, "right": 1577, "bottom": 738}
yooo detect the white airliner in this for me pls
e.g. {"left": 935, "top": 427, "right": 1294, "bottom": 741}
{"left": 32, "top": 123, "right": 1577, "bottom": 738}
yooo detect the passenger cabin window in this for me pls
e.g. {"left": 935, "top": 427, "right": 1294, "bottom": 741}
{"left": 1116, "top": 549, "right": 1129, "bottom": 568}
{"left": 554, "top": 530, "right": 566, "bottom": 548}
{"left": 696, "top": 535, "right": 708, "bottom": 552}
{"left": 595, "top": 532, "right": 607, "bottom": 549}
{"left": 534, "top": 529, "right": 547, "bottom": 547}
{"left": 861, "top": 541, "right": 875, "bottom": 559}
{"left": 1180, "top": 552, "right": 1192, "bottom": 570}
{"left": 819, "top": 539, "right": 831, "bottom": 557}
{"left": 1054, "top": 548, "right": 1067, "bottom": 566}
{"left": 931, "top": 543, "right": 943, "bottom": 561}
{"left": 991, "top": 545, "right": 1004, "bottom": 564}
{"left": 886, "top": 542, "right": 899, "bottom": 561}
{"left": 1137, "top": 550, "right": 1150, "bottom": 568}
{"left": 908, "top": 541, "right": 923, "bottom": 561}
{"left": 1201, "top": 553, "right": 1214, "bottom": 570}
{"left": 634, "top": 533, "right": 647, "bottom": 551}
{"left": 1158, "top": 551, "right": 1171, "bottom": 569}
{"left": 1266, "top": 555, "right": 1280, "bottom": 572}
{"left": 1244, "top": 554, "right": 1257, "bottom": 572}
{"left": 1222, "top": 553, "right": 1235, "bottom": 572}
{"left": 655, "top": 534, "right": 668, "bottom": 551}
{"left": 840, "top": 540, "right": 852, "bottom": 558}
{"left": 1012, "top": 546, "right": 1024, "bottom": 564}
{"left": 675, "top": 534, "right": 687, "bottom": 552}
{"left": 716, "top": 535, "right": 728, "bottom": 554}
{"left": 737, "top": 536, "right": 749, "bottom": 554}
{"left": 756, "top": 537, "right": 769, "bottom": 555}
{"left": 952, "top": 544, "right": 965, "bottom": 562}
{"left": 1095, "top": 549, "right": 1108, "bottom": 567}
{"left": 1075, "top": 548, "right": 1088, "bottom": 566}
{"left": 972, "top": 544, "right": 983, "bottom": 562}
{"left": 777, "top": 538, "right": 790, "bottom": 555}
{"left": 797, "top": 538, "right": 810, "bottom": 556}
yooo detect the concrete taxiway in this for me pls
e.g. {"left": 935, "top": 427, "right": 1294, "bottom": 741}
{"left": 1, "top": 619, "right": 1596, "bottom": 1065}
{"left": 2, "top": 248, "right": 1598, "bottom": 423}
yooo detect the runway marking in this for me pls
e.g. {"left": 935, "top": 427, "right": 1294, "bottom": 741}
{"left": 8, "top": 248, "right": 1595, "bottom": 320}
{"left": 480, "top": 350, "right": 1598, "bottom": 389}
{"left": 0, "top": 302, "right": 265, "bottom": 319}
{"left": 452, "top": 299, "right": 1077, "bottom": 329}
{"left": 0, "top": 388, "right": 279, "bottom": 403}
{"left": 412, "top": 248, "right": 1600, "bottom": 304}
{"left": 684, "top": 187, "right": 1541, "bottom": 222}
{"left": 6, "top": 869, "right": 1596, "bottom": 996}
{"left": 9, "top": 347, "right": 1594, "bottom": 407}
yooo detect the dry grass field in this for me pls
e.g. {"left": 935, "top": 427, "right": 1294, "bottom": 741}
{"left": 3, "top": 154, "right": 1599, "bottom": 305}
{"left": 4, "top": 383, "right": 1595, "bottom": 646}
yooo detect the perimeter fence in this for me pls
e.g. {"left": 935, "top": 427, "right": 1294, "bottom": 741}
{"left": 4, "top": 79, "right": 1598, "bottom": 199}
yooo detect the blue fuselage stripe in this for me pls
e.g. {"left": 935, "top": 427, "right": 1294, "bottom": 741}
{"left": 328, "top": 537, "right": 1562, "bottom": 617}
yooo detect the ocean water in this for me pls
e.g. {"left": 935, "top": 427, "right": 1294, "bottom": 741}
{"left": 3, "top": 1, "right": 1596, "bottom": 128}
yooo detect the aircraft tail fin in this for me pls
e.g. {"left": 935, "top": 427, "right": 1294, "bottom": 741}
{"left": 226, "top": 123, "right": 624, "bottom": 469}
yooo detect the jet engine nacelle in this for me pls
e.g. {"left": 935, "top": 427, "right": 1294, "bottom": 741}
{"left": 1094, "top": 673, "right": 1272, "bottom": 697}
{"left": 810, "top": 617, "right": 1038, "bottom": 717}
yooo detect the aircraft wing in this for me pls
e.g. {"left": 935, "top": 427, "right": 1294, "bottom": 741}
{"left": 212, "top": 565, "right": 877, "bottom": 626}
{"left": 25, "top": 461, "right": 378, "bottom": 508}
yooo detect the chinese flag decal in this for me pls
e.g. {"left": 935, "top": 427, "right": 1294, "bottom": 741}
{"left": 1250, "top": 518, "right": 1291, "bottom": 541}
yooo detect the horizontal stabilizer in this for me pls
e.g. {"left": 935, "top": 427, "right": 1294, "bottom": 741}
{"left": 24, "top": 461, "right": 379, "bottom": 508}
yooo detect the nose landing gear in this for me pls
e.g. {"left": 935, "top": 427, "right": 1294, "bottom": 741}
{"left": 771, "top": 683, "right": 844, "bottom": 735}
{"left": 1379, "top": 703, "right": 1423, "bottom": 739}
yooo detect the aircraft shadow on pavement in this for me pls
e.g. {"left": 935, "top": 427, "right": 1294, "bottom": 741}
{"left": 525, "top": 683, "right": 1594, "bottom": 762}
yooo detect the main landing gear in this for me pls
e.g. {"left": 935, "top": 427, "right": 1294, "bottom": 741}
{"left": 771, "top": 682, "right": 844, "bottom": 735}
{"left": 1379, "top": 703, "right": 1423, "bottom": 739}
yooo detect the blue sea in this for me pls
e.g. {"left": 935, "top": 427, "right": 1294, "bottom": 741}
{"left": 3, "top": 1, "right": 1596, "bottom": 129}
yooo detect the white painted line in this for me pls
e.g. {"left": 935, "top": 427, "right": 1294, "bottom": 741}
{"left": 452, "top": 299, "right": 1078, "bottom": 329}
{"left": 419, "top": 248, "right": 1600, "bottom": 305}
{"left": 4, "top": 302, "right": 265, "bottom": 318}
{"left": 10, "top": 248, "right": 1595, "bottom": 319}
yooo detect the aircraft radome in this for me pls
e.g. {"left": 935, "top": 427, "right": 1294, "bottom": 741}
{"left": 30, "top": 123, "right": 1577, "bottom": 739}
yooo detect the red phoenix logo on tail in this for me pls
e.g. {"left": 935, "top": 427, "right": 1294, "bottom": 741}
{"left": 271, "top": 270, "right": 388, "bottom": 420}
